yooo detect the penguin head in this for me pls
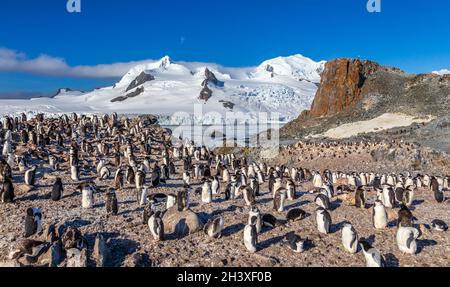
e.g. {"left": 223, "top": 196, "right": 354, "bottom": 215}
{"left": 26, "top": 208, "right": 34, "bottom": 216}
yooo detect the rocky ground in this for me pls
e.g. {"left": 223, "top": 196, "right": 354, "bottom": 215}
{"left": 1, "top": 142, "right": 449, "bottom": 267}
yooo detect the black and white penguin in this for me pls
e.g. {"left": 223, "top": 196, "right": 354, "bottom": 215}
{"left": 211, "top": 176, "right": 220, "bottom": 195}
{"left": 433, "top": 185, "right": 445, "bottom": 203}
{"left": 373, "top": 200, "right": 388, "bottom": 229}
{"left": 1, "top": 177, "right": 15, "bottom": 203}
{"left": 99, "top": 166, "right": 111, "bottom": 180}
{"left": 396, "top": 226, "right": 420, "bottom": 254}
{"left": 261, "top": 213, "right": 282, "bottom": 229}
{"left": 243, "top": 215, "right": 258, "bottom": 253}
{"left": 126, "top": 166, "right": 135, "bottom": 185}
{"left": 150, "top": 168, "right": 161, "bottom": 187}
{"left": 315, "top": 207, "right": 331, "bottom": 234}
{"left": 382, "top": 185, "right": 396, "bottom": 208}
{"left": 431, "top": 219, "right": 448, "bottom": 232}
{"left": 148, "top": 211, "right": 164, "bottom": 241}
{"left": 283, "top": 231, "right": 306, "bottom": 253}
{"left": 355, "top": 187, "right": 366, "bottom": 209}
{"left": 249, "top": 176, "right": 260, "bottom": 196}
{"left": 342, "top": 223, "right": 358, "bottom": 254}
{"left": 402, "top": 186, "right": 414, "bottom": 207}
{"left": 71, "top": 165, "right": 80, "bottom": 182}
{"left": 78, "top": 182, "right": 95, "bottom": 209}
{"left": 273, "top": 188, "right": 287, "bottom": 212}
{"left": 286, "top": 208, "right": 307, "bottom": 222}
{"left": 51, "top": 178, "right": 64, "bottom": 201}
{"left": 359, "top": 239, "right": 385, "bottom": 267}
{"left": 24, "top": 166, "right": 37, "bottom": 186}
{"left": 201, "top": 179, "right": 212, "bottom": 204}
{"left": 248, "top": 207, "right": 262, "bottom": 233}
{"left": 224, "top": 177, "right": 238, "bottom": 200}
{"left": 314, "top": 193, "right": 330, "bottom": 210}
{"left": 24, "top": 208, "right": 43, "bottom": 237}
{"left": 204, "top": 215, "right": 224, "bottom": 238}
{"left": 135, "top": 170, "right": 145, "bottom": 190}
{"left": 286, "top": 179, "right": 296, "bottom": 201}
{"left": 105, "top": 189, "right": 118, "bottom": 215}
{"left": 397, "top": 205, "right": 414, "bottom": 228}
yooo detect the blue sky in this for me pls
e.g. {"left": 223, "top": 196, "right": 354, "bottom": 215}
{"left": 0, "top": 0, "right": 449, "bottom": 96}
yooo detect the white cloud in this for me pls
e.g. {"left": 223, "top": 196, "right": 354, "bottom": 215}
{"left": 0, "top": 47, "right": 157, "bottom": 79}
{"left": 432, "top": 69, "right": 450, "bottom": 75}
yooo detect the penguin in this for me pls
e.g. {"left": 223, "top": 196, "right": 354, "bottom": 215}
{"left": 355, "top": 187, "right": 366, "bottom": 209}
{"left": 177, "top": 186, "right": 190, "bottom": 211}
{"left": 1, "top": 177, "right": 15, "bottom": 203}
{"left": 248, "top": 207, "right": 262, "bottom": 233}
{"left": 222, "top": 168, "right": 230, "bottom": 183}
{"left": 71, "top": 165, "right": 80, "bottom": 182}
{"left": 286, "top": 208, "right": 307, "bottom": 222}
{"left": 24, "top": 166, "right": 37, "bottom": 186}
{"left": 224, "top": 178, "right": 238, "bottom": 200}
{"left": 201, "top": 179, "right": 212, "bottom": 204}
{"left": 273, "top": 188, "right": 287, "bottom": 212}
{"left": 51, "top": 178, "right": 64, "bottom": 201}
{"left": 402, "top": 186, "right": 414, "bottom": 207}
{"left": 78, "top": 182, "right": 95, "bottom": 209}
{"left": 126, "top": 166, "right": 135, "bottom": 185}
{"left": 114, "top": 169, "right": 124, "bottom": 189}
{"left": 394, "top": 183, "right": 405, "bottom": 203}
{"left": 262, "top": 213, "right": 285, "bottom": 229}
{"left": 372, "top": 200, "right": 388, "bottom": 229}
{"left": 359, "top": 239, "right": 385, "bottom": 267}
{"left": 150, "top": 168, "right": 161, "bottom": 187}
{"left": 286, "top": 179, "right": 296, "bottom": 200}
{"left": 204, "top": 215, "right": 224, "bottom": 238}
{"left": 397, "top": 205, "right": 414, "bottom": 228}
{"left": 315, "top": 193, "right": 330, "bottom": 210}
{"left": 136, "top": 186, "right": 149, "bottom": 206}
{"left": 105, "top": 189, "right": 118, "bottom": 215}
{"left": 211, "top": 176, "right": 220, "bottom": 195}
{"left": 341, "top": 223, "right": 358, "bottom": 254}
{"left": 99, "top": 166, "right": 111, "bottom": 180}
{"left": 381, "top": 186, "right": 396, "bottom": 208}
{"left": 24, "top": 208, "right": 43, "bottom": 237}
{"left": 166, "top": 194, "right": 177, "bottom": 209}
{"left": 396, "top": 226, "right": 420, "bottom": 254}
{"left": 142, "top": 200, "right": 156, "bottom": 225}
{"left": 182, "top": 171, "right": 190, "bottom": 186}
{"left": 249, "top": 176, "right": 260, "bottom": 196}
{"left": 433, "top": 186, "right": 445, "bottom": 203}
{"left": 148, "top": 211, "right": 164, "bottom": 241}
{"left": 243, "top": 186, "right": 256, "bottom": 206}
{"left": 135, "top": 170, "right": 145, "bottom": 190}
{"left": 243, "top": 215, "right": 258, "bottom": 253}
{"left": 283, "top": 231, "right": 306, "bottom": 253}
{"left": 431, "top": 219, "right": 448, "bottom": 232}
{"left": 315, "top": 207, "right": 331, "bottom": 234}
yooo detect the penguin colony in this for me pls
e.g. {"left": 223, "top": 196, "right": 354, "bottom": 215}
{"left": 0, "top": 113, "right": 448, "bottom": 267}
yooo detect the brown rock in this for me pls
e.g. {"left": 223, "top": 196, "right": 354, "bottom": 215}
{"left": 162, "top": 208, "right": 203, "bottom": 238}
{"left": 309, "top": 58, "right": 382, "bottom": 118}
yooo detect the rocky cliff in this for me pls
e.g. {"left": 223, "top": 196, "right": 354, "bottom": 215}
{"left": 281, "top": 58, "right": 450, "bottom": 140}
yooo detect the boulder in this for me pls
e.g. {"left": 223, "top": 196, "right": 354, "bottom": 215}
{"left": 38, "top": 240, "right": 63, "bottom": 267}
{"left": 162, "top": 208, "right": 203, "bottom": 238}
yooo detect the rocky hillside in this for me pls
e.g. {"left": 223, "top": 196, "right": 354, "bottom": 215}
{"left": 281, "top": 58, "right": 450, "bottom": 143}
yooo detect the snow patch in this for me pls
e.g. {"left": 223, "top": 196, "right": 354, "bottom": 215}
{"left": 312, "top": 113, "right": 435, "bottom": 139}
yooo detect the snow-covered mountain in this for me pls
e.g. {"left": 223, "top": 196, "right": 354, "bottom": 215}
{"left": 0, "top": 54, "right": 326, "bottom": 124}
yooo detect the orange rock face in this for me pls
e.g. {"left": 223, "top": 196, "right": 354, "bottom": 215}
{"left": 309, "top": 58, "right": 381, "bottom": 117}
